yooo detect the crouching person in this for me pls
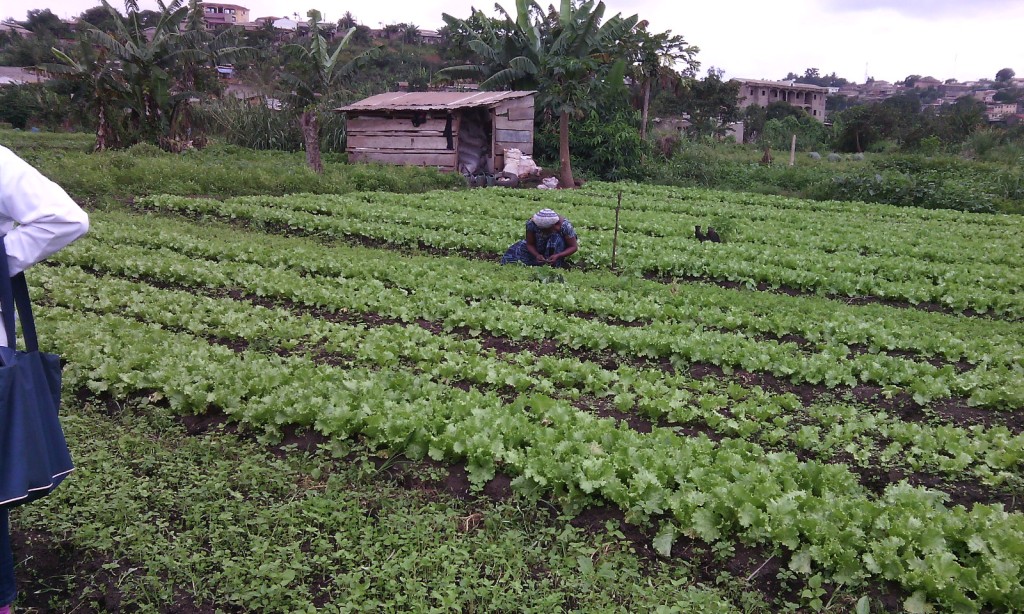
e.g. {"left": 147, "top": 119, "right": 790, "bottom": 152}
{"left": 500, "top": 208, "right": 578, "bottom": 268}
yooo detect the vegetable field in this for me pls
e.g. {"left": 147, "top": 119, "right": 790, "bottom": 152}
{"left": 20, "top": 182, "right": 1024, "bottom": 611}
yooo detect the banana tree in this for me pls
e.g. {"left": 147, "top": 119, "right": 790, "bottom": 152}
{"left": 282, "top": 9, "right": 382, "bottom": 173}
{"left": 48, "top": 40, "right": 127, "bottom": 151}
{"left": 48, "top": 0, "right": 204, "bottom": 148}
{"left": 435, "top": 0, "right": 638, "bottom": 188}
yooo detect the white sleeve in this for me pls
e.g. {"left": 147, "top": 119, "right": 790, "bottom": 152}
{"left": 0, "top": 145, "right": 90, "bottom": 275}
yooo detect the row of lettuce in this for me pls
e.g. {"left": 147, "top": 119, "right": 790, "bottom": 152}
{"left": 138, "top": 186, "right": 1024, "bottom": 318}
{"left": 29, "top": 187, "right": 1020, "bottom": 611}
{"left": 35, "top": 238, "right": 1022, "bottom": 612}
{"left": 36, "top": 262, "right": 1024, "bottom": 487}
{"left": 68, "top": 211, "right": 1024, "bottom": 411}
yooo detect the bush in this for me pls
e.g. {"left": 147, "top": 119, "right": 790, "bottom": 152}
{"left": 867, "top": 139, "right": 898, "bottom": 153}
{"left": 197, "top": 99, "right": 303, "bottom": 151}
{"left": 649, "top": 144, "right": 720, "bottom": 187}
{"left": 126, "top": 142, "right": 165, "bottom": 158}
{"left": 193, "top": 98, "right": 352, "bottom": 155}
{"left": 0, "top": 129, "right": 463, "bottom": 202}
{"left": 811, "top": 170, "right": 997, "bottom": 213}
{"left": 533, "top": 109, "right": 652, "bottom": 181}
{"left": 761, "top": 115, "right": 830, "bottom": 153}
{"left": 643, "top": 141, "right": 1023, "bottom": 213}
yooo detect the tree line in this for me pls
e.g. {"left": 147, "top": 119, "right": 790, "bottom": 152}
{"left": 1, "top": 0, "right": 1021, "bottom": 180}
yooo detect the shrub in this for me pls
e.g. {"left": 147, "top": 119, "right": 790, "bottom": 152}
{"left": 649, "top": 144, "right": 720, "bottom": 187}
{"left": 197, "top": 99, "right": 302, "bottom": 151}
{"left": 761, "top": 115, "right": 830, "bottom": 152}
{"left": 193, "top": 97, "right": 352, "bottom": 156}
{"left": 867, "top": 139, "right": 898, "bottom": 153}
{"left": 914, "top": 135, "right": 943, "bottom": 156}
{"left": 964, "top": 128, "right": 1002, "bottom": 159}
{"left": 534, "top": 109, "right": 652, "bottom": 181}
{"left": 0, "top": 82, "right": 94, "bottom": 133}
{"left": 811, "top": 170, "right": 996, "bottom": 213}
{"left": 0, "top": 130, "right": 463, "bottom": 201}
{"left": 126, "top": 142, "right": 165, "bottom": 158}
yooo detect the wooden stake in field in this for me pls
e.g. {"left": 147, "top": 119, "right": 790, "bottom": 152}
{"left": 611, "top": 191, "right": 622, "bottom": 270}
{"left": 789, "top": 134, "right": 797, "bottom": 166}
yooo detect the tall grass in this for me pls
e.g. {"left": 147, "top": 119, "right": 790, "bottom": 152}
{"left": 0, "top": 129, "right": 464, "bottom": 203}
{"left": 194, "top": 98, "right": 350, "bottom": 154}
{"left": 649, "top": 141, "right": 1024, "bottom": 214}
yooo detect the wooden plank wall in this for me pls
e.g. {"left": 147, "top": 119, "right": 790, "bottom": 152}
{"left": 491, "top": 96, "right": 534, "bottom": 173}
{"left": 345, "top": 112, "right": 459, "bottom": 171}
{"left": 344, "top": 95, "right": 535, "bottom": 174}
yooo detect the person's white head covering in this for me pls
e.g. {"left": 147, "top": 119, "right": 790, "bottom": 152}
{"left": 531, "top": 208, "right": 560, "bottom": 229}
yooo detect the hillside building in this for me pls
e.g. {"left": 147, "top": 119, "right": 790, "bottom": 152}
{"left": 732, "top": 78, "right": 828, "bottom": 121}
{"left": 203, "top": 3, "right": 249, "bottom": 27}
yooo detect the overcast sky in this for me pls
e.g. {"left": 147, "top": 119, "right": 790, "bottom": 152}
{"left": 3, "top": 0, "right": 1021, "bottom": 83}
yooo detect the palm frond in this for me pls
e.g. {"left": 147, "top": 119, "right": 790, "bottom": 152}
{"left": 508, "top": 55, "right": 538, "bottom": 76}
{"left": 433, "top": 64, "right": 489, "bottom": 83}
{"left": 80, "top": 26, "right": 130, "bottom": 59}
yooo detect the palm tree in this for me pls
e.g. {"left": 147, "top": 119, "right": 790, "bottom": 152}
{"left": 172, "top": 0, "right": 254, "bottom": 148}
{"left": 48, "top": 40, "right": 126, "bottom": 150}
{"left": 382, "top": 23, "right": 402, "bottom": 41}
{"left": 625, "top": 25, "right": 699, "bottom": 140}
{"left": 434, "top": 7, "right": 536, "bottom": 87}
{"left": 282, "top": 9, "right": 382, "bottom": 172}
{"left": 338, "top": 12, "right": 357, "bottom": 30}
{"left": 47, "top": 0, "right": 191, "bottom": 148}
{"left": 436, "top": 0, "right": 638, "bottom": 188}
{"left": 49, "top": 0, "right": 248, "bottom": 150}
{"left": 403, "top": 24, "right": 421, "bottom": 45}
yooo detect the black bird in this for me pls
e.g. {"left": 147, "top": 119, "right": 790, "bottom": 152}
{"left": 706, "top": 227, "right": 722, "bottom": 243}
{"left": 694, "top": 225, "right": 707, "bottom": 242}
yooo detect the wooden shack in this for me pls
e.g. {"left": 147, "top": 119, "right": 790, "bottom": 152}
{"left": 336, "top": 91, "right": 535, "bottom": 174}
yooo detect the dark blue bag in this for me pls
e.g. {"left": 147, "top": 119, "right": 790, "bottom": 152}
{"left": 0, "top": 238, "right": 73, "bottom": 508}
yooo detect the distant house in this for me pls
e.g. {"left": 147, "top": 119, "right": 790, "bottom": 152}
{"left": 1005, "top": 113, "right": 1024, "bottom": 126}
{"left": 731, "top": 78, "right": 828, "bottom": 121}
{"left": 913, "top": 76, "right": 942, "bottom": 89}
{"left": 336, "top": 91, "right": 535, "bottom": 174}
{"left": 264, "top": 17, "right": 327, "bottom": 39}
{"left": 228, "top": 85, "right": 281, "bottom": 110}
{"left": 204, "top": 3, "right": 249, "bottom": 27}
{"left": 837, "top": 84, "right": 862, "bottom": 98}
{"left": 0, "top": 22, "right": 32, "bottom": 37}
{"left": 987, "top": 103, "right": 1019, "bottom": 121}
{"left": 271, "top": 17, "right": 297, "bottom": 31}
{"left": 862, "top": 80, "right": 896, "bottom": 101}
{"left": 418, "top": 29, "right": 442, "bottom": 44}
{"left": 942, "top": 82, "right": 972, "bottom": 97}
{"left": 0, "top": 66, "right": 43, "bottom": 85}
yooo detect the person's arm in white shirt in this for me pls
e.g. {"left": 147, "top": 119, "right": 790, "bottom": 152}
{"left": 0, "top": 145, "right": 89, "bottom": 276}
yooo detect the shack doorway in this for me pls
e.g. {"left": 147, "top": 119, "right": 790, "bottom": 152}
{"left": 457, "top": 108, "right": 493, "bottom": 174}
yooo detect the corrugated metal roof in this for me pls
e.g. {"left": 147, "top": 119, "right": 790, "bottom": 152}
{"left": 336, "top": 90, "right": 535, "bottom": 112}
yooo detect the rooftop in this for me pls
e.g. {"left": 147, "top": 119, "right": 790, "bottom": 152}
{"left": 336, "top": 90, "right": 535, "bottom": 112}
{"left": 732, "top": 78, "right": 829, "bottom": 92}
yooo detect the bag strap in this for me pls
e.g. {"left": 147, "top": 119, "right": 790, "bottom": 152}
{"left": 0, "top": 236, "right": 40, "bottom": 352}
